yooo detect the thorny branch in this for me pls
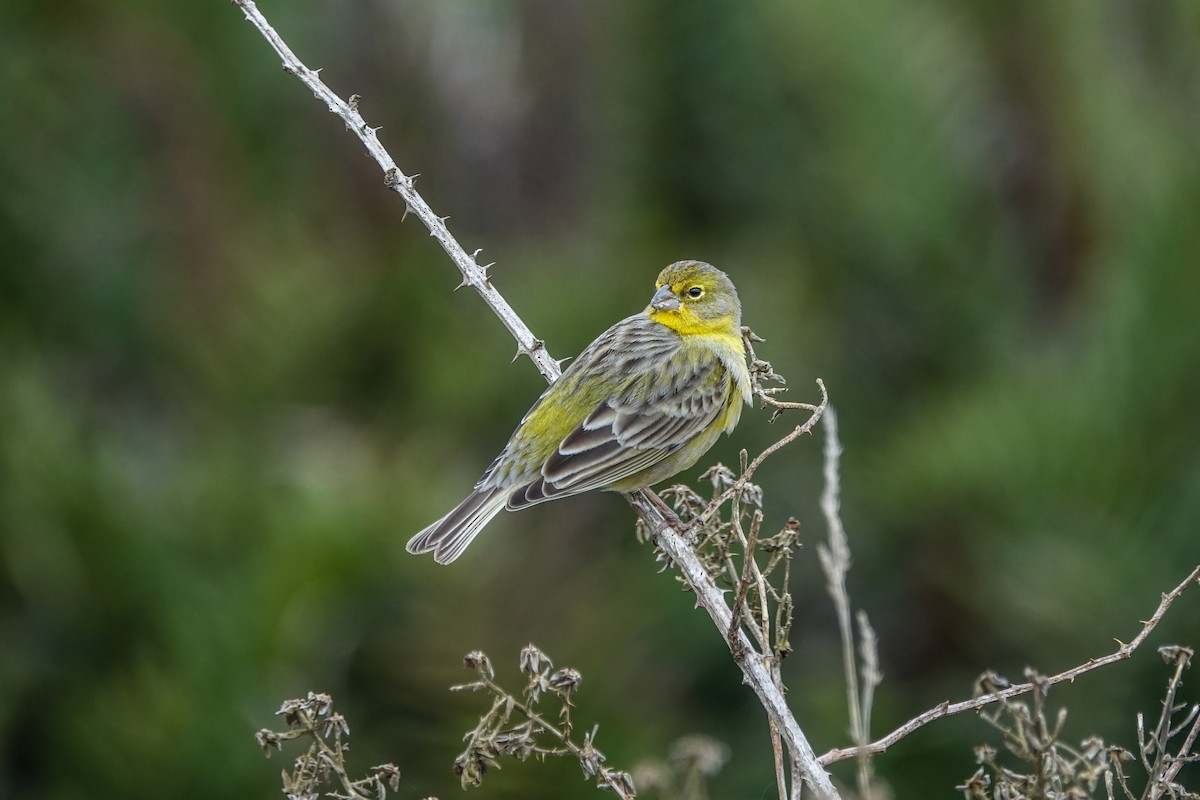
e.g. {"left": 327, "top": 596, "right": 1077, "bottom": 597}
{"left": 960, "top": 645, "right": 1198, "bottom": 799}
{"left": 231, "top": 0, "right": 560, "bottom": 385}
{"left": 233, "top": 2, "right": 838, "bottom": 796}
{"left": 820, "top": 563, "right": 1200, "bottom": 766}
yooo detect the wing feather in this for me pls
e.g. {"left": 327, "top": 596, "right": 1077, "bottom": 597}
{"left": 507, "top": 356, "right": 731, "bottom": 507}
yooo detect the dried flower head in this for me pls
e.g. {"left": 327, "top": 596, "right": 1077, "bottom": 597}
{"left": 519, "top": 643, "right": 553, "bottom": 676}
{"left": 549, "top": 667, "right": 583, "bottom": 694}
{"left": 463, "top": 650, "right": 495, "bottom": 681}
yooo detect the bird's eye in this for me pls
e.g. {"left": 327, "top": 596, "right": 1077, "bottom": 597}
{"left": 687, "top": 286, "right": 704, "bottom": 298}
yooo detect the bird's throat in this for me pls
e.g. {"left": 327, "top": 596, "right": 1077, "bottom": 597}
{"left": 647, "top": 307, "right": 740, "bottom": 340}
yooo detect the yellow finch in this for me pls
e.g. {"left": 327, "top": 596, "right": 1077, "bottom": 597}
{"left": 407, "top": 260, "right": 752, "bottom": 564}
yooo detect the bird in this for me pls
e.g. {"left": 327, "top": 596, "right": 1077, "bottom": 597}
{"left": 407, "top": 260, "right": 752, "bottom": 564}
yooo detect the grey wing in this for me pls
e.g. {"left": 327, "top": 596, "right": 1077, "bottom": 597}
{"left": 508, "top": 354, "right": 731, "bottom": 508}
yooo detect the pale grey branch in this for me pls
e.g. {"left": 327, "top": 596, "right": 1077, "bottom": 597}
{"left": 232, "top": 0, "right": 560, "bottom": 384}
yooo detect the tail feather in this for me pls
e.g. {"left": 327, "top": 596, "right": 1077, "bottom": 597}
{"left": 406, "top": 486, "right": 510, "bottom": 564}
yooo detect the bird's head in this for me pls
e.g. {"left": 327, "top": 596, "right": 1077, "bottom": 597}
{"left": 646, "top": 260, "right": 742, "bottom": 336}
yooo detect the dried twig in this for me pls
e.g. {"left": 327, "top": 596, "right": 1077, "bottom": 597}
{"left": 452, "top": 648, "right": 635, "bottom": 798}
{"left": 820, "top": 563, "right": 1200, "bottom": 766}
{"left": 1142, "top": 644, "right": 1199, "bottom": 799}
{"left": 255, "top": 692, "right": 401, "bottom": 800}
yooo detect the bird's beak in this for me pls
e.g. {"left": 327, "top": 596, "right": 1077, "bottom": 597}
{"left": 650, "top": 284, "right": 680, "bottom": 311}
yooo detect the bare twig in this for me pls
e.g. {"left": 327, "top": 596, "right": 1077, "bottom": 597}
{"left": 742, "top": 328, "right": 821, "bottom": 421}
{"left": 820, "top": 563, "right": 1200, "bottom": 766}
{"left": 700, "top": 378, "right": 828, "bottom": 524}
{"left": 1146, "top": 645, "right": 1199, "bottom": 799}
{"left": 234, "top": 3, "right": 839, "bottom": 796}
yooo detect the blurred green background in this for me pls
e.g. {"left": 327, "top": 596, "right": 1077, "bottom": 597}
{"left": 2, "top": 0, "right": 1199, "bottom": 797}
